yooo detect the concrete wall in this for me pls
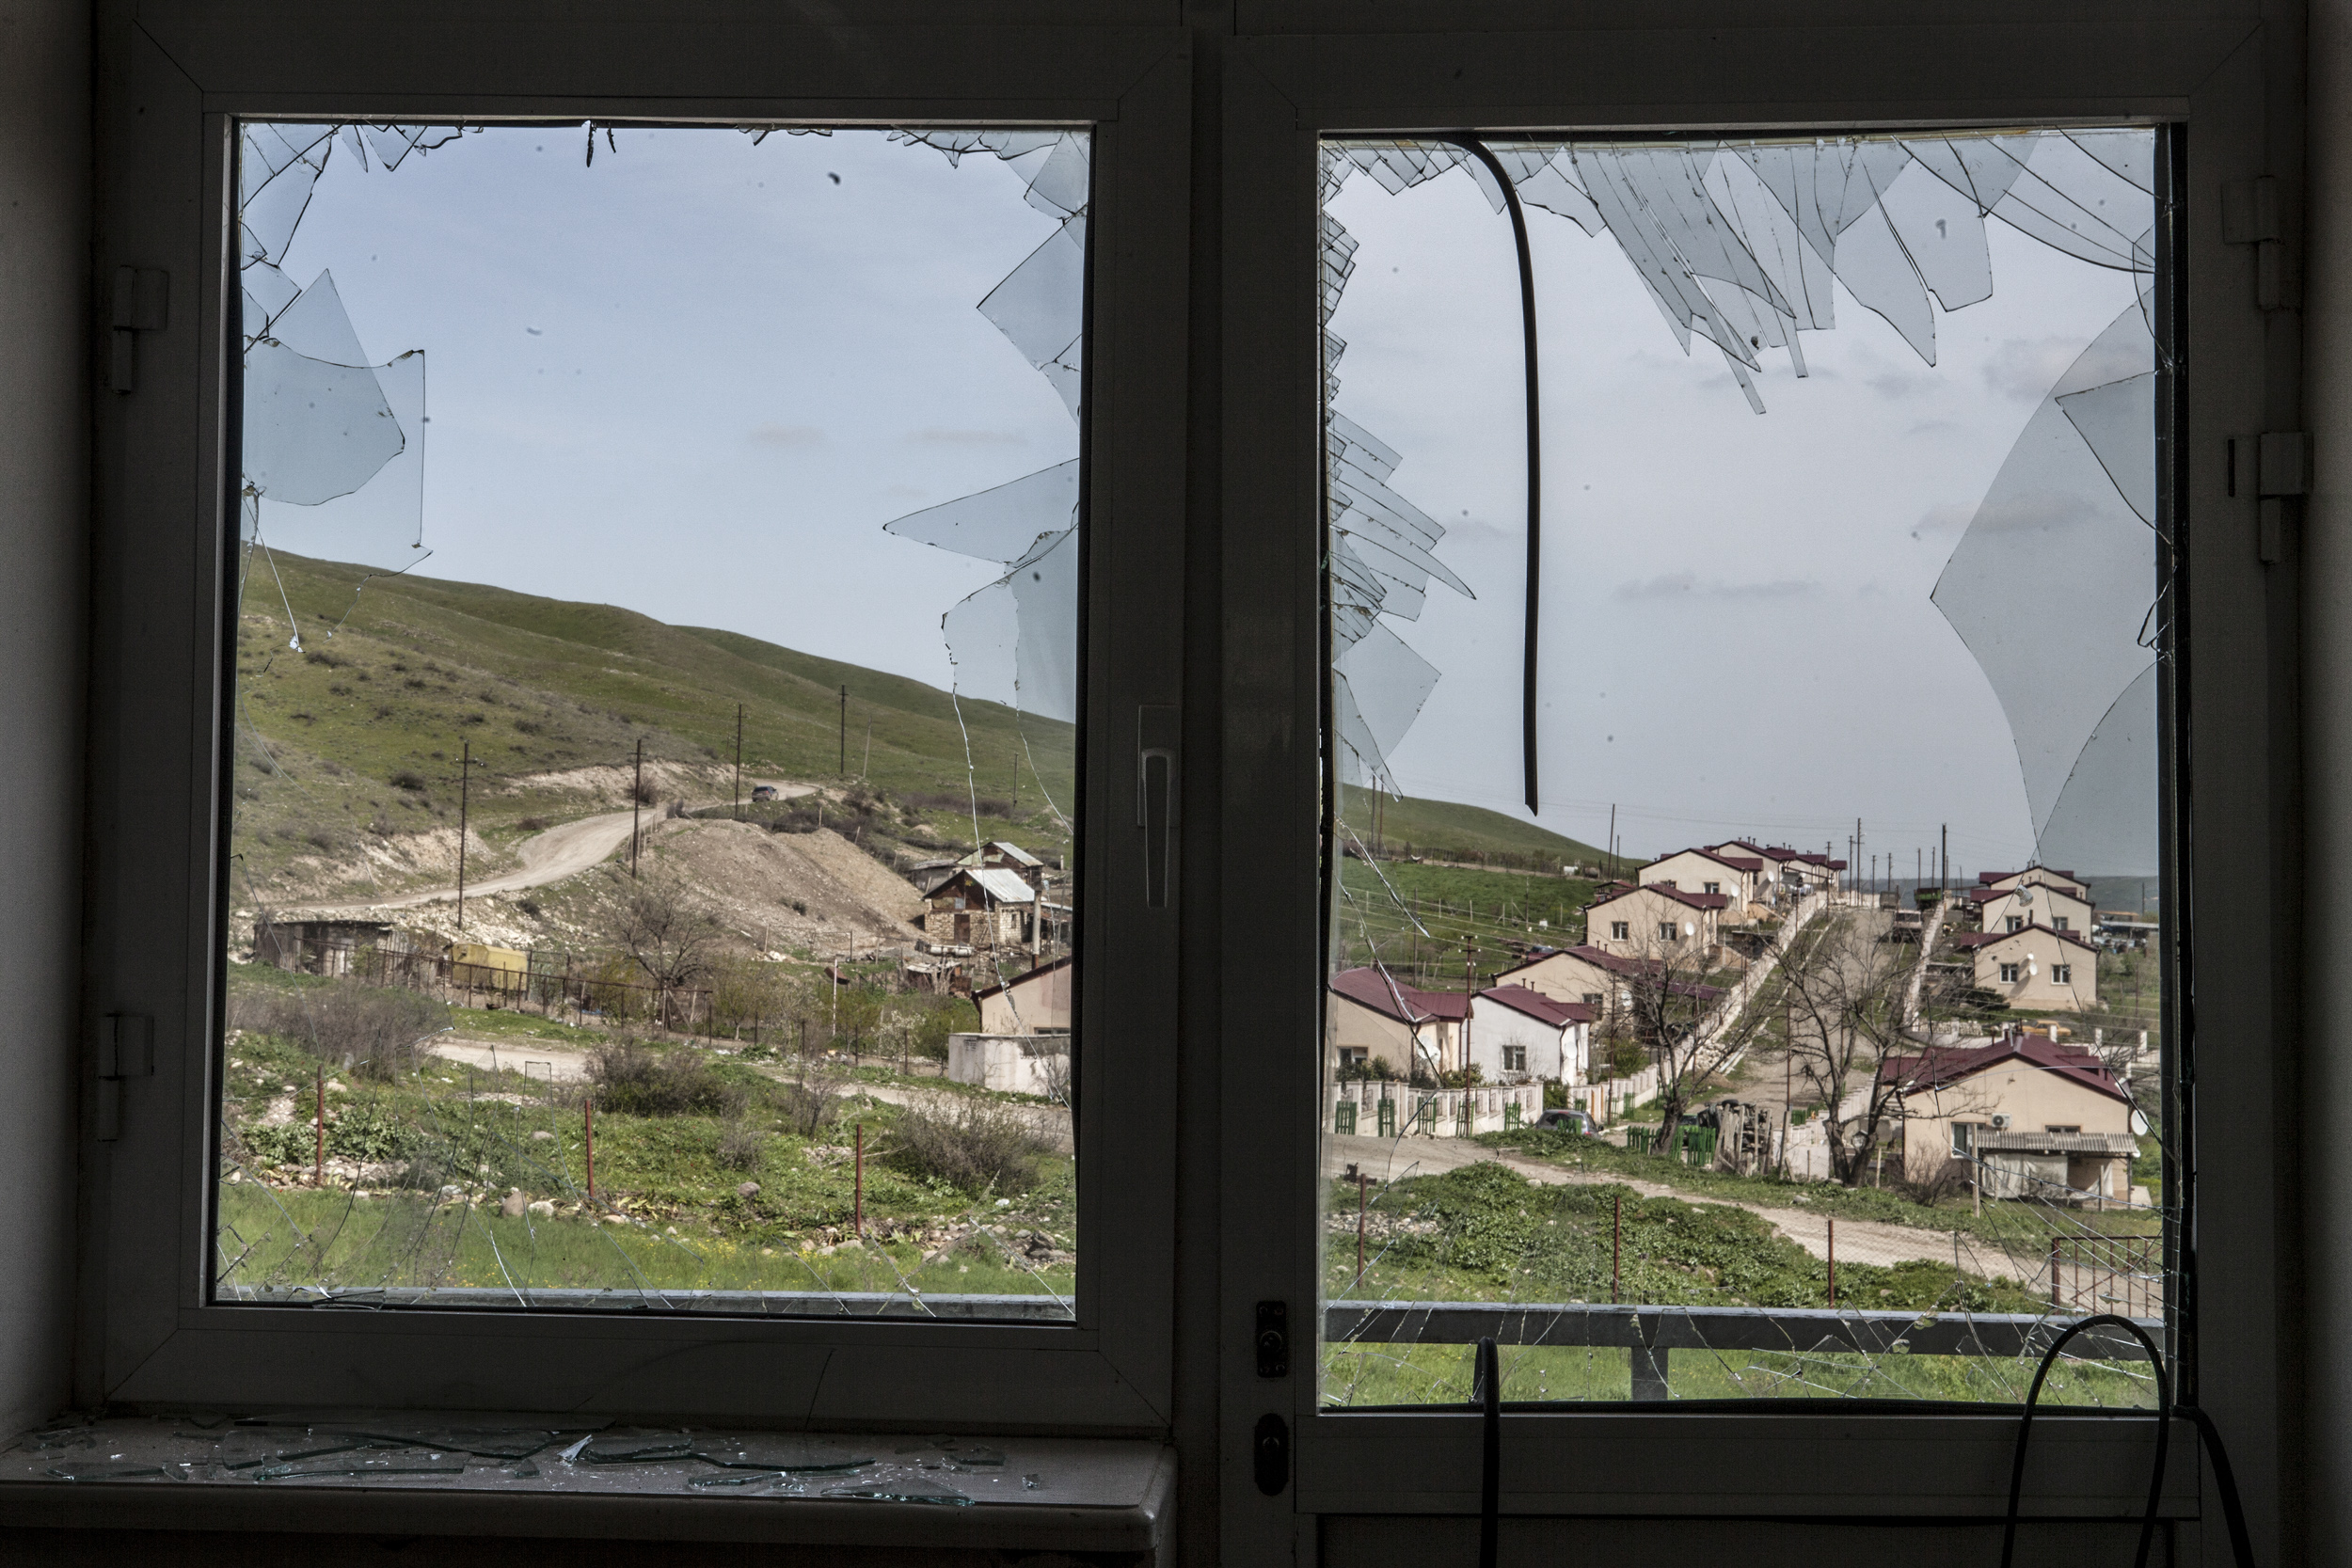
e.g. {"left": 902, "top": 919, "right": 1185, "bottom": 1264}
{"left": 1465, "top": 998, "right": 1581, "bottom": 1084}
{"left": 0, "top": 0, "right": 89, "bottom": 1440}
{"left": 946, "top": 1032, "right": 1070, "bottom": 1097}
{"left": 977, "top": 961, "right": 1073, "bottom": 1034}
{"left": 1584, "top": 885, "right": 1716, "bottom": 958}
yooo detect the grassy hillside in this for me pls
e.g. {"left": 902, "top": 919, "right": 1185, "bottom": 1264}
{"left": 230, "top": 550, "right": 1073, "bottom": 904}
{"left": 1338, "top": 784, "right": 1604, "bottom": 867}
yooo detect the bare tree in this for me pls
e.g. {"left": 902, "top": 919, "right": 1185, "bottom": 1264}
{"left": 1777, "top": 913, "right": 1983, "bottom": 1186}
{"left": 1613, "top": 936, "right": 1770, "bottom": 1150}
{"left": 608, "top": 869, "right": 723, "bottom": 1022}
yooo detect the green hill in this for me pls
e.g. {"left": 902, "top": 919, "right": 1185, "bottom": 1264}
{"left": 230, "top": 551, "right": 1073, "bottom": 902}
{"left": 1338, "top": 784, "right": 1605, "bottom": 868}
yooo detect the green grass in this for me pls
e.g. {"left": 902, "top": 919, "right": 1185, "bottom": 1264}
{"left": 218, "top": 999, "right": 1073, "bottom": 1302}
{"left": 230, "top": 547, "right": 1073, "bottom": 899}
{"left": 1334, "top": 859, "right": 1599, "bottom": 976}
{"left": 1478, "top": 1128, "right": 2160, "bottom": 1247}
{"left": 1338, "top": 784, "right": 1605, "bottom": 866}
{"left": 1320, "top": 1160, "right": 2157, "bottom": 1408}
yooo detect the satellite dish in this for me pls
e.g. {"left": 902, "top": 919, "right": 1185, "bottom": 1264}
{"left": 2131, "top": 1109, "right": 2151, "bottom": 1135}
{"left": 2017, "top": 887, "right": 2036, "bottom": 905}
{"left": 1683, "top": 921, "right": 1695, "bottom": 937}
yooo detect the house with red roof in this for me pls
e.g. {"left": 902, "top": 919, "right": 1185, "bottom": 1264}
{"left": 1489, "top": 944, "right": 1726, "bottom": 1016}
{"left": 1326, "top": 966, "right": 1471, "bottom": 1077}
{"left": 1976, "top": 864, "right": 2091, "bottom": 901}
{"left": 1969, "top": 879, "right": 2094, "bottom": 941}
{"left": 1583, "top": 879, "right": 1726, "bottom": 959}
{"left": 1641, "top": 846, "right": 1766, "bottom": 911}
{"left": 1881, "top": 1031, "right": 2137, "bottom": 1204}
{"left": 1469, "top": 986, "right": 1594, "bottom": 1084}
{"left": 1952, "top": 922, "right": 2101, "bottom": 1010}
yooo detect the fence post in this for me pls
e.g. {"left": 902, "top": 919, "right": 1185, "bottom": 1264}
{"left": 585, "top": 1096, "right": 596, "bottom": 1199}
{"left": 853, "top": 1122, "right": 865, "bottom": 1239}
{"left": 2050, "top": 1236, "right": 2062, "bottom": 1307}
{"left": 1612, "top": 1190, "right": 1622, "bottom": 1304}
{"left": 1827, "top": 1219, "right": 1837, "bottom": 1307}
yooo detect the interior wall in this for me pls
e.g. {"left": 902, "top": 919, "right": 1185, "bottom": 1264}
{"left": 0, "top": 0, "right": 91, "bottom": 1438}
{"left": 2306, "top": 0, "right": 2352, "bottom": 1559}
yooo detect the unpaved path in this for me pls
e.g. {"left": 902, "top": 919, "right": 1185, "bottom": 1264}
{"left": 429, "top": 1037, "right": 593, "bottom": 1083}
{"left": 287, "top": 782, "right": 824, "bottom": 919}
{"left": 1322, "top": 1132, "right": 2011, "bottom": 1275}
{"left": 294, "top": 808, "right": 646, "bottom": 915}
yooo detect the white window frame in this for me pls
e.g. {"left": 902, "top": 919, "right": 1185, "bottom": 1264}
{"left": 80, "top": 9, "right": 1192, "bottom": 1433}
{"left": 1214, "top": 11, "right": 2281, "bottom": 1560}
{"left": 1611, "top": 920, "right": 1629, "bottom": 941}
{"left": 2002, "top": 963, "right": 2023, "bottom": 984}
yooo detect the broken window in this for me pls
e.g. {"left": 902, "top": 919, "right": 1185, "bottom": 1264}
{"left": 220, "top": 122, "right": 1089, "bottom": 1320}
{"left": 1320, "top": 131, "right": 2172, "bottom": 1407}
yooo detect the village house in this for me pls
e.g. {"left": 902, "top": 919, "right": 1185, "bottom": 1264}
{"left": 1582, "top": 880, "right": 1726, "bottom": 959}
{"left": 1489, "top": 944, "right": 1725, "bottom": 1018}
{"left": 1970, "top": 879, "right": 2095, "bottom": 939}
{"left": 1977, "top": 864, "right": 2092, "bottom": 900}
{"left": 919, "top": 866, "right": 1043, "bottom": 950}
{"left": 1711, "top": 839, "right": 1800, "bottom": 898}
{"left": 1782, "top": 850, "right": 1847, "bottom": 894}
{"left": 1882, "top": 1031, "right": 2137, "bottom": 1205}
{"left": 960, "top": 839, "right": 1049, "bottom": 893}
{"left": 1469, "top": 985, "right": 1592, "bottom": 1084}
{"left": 977, "top": 954, "right": 1073, "bottom": 1034}
{"left": 1326, "top": 966, "right": 1468, "bottom": 1077}
{"left": 1952, "top": 923, "right": 2102, "bottom": 1010}
{"left": 1640, "top": 846, "right": 1766, "bottom": 911}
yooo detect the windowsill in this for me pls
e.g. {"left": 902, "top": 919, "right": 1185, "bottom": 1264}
{"left": 0, "top": 1415, "right": 1171, "bottom": 1555}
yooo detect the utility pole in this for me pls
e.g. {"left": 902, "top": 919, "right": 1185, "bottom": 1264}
{"left": 455, "top": 739, "right": 476, "bottom": 932}
{"left": 630, "top": 737, "right": 644, "bottom": 879}
{"left": 839, "top": 684, "right": 848, "bottom": 776}
{"left": 1607, "top": 804, "right": 1616, "bottom": 879}
{"left": 1941, "top": 823, "right": 1947, "bottom": 896}
{"left": 1462, "top": 939, "right": 1477, "bottom": 1074}
{"left": 733, "top": 703, "right": 744, "bottom": 821}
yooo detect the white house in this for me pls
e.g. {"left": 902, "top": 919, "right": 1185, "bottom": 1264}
{"left": 1972, "top": 880, "right": 2095, "bottom": 939}
{"left": 977, "top": 954, "right": 1073, "bottom": 1034}
{"left": 1641, "top": 846, "right": 1766, "bottom": 911}
{"left": 1952, "top": 923, "right": 2102, "bottom": 1011}
{"left": 1977, "top": 864, "right": 2091, "bottom": 901}
{"left": 1470, "top": 985, "right": 1594, "bottom": 1084}
{"left": 1582, "top": 880, "right": 1725, "bottom": 959}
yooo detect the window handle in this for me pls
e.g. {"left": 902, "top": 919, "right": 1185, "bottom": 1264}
{"left": 1136, "top": 705, "right": 1179, "bottom": 910}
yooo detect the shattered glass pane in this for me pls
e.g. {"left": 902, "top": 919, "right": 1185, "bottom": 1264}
{"left": 1318, "top": 130, "right": 2170, "bottom": 1408}
{"left": 220, "top": 123, "right": 1086, "bottom": 1321}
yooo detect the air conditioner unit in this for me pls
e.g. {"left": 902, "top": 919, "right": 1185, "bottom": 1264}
{"left": 1990, "top": 1114, "right": 2011, "bottom": 1130}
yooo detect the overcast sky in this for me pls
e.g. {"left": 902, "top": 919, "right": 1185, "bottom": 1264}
{"left": 1323, "top": 158, "right": 2147, "bottom": 874}
{"left": 268, "top": 126, "right": 1073, "bottom": 695}
{"left": 264, "top": 125, "right": 2151, "bottom": 879}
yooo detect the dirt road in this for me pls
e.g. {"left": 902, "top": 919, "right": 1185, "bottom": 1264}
{"left": 292, "top": 783, "right": 821, "bottom": 917}
{"left": 1321, "top": 1132, "right": 2017, "bottom": 1276}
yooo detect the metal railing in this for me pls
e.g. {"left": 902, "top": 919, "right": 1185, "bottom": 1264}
{"left": 1325, "top": 1299, "right": 2160, "bottom": 1402}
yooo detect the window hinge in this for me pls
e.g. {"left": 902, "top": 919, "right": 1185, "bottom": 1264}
{"left": 109, "top": 267, "right": 168, "bottom": 393}
{"left": 2221, "top": 179, "right": 2290, "bottom": 310}
{"left": 2228, "top": 432, "right": 2312, "bottom": 563}
{"left": 96, "top": 1013, "right": 153, "bottom": 1142}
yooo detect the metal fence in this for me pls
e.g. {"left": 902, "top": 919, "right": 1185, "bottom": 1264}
{"left": 2051, "top": 1235, "right": 2162, "bottom": 1319}
{"left": 254, "top": 929, "right": 715, "bottom": 1033}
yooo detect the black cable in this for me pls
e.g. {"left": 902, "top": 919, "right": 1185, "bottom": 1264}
{"left": 2001, "top": 1313, "right": 2169, "bottom": 1568}
{"left": 1435, "top": 137, "right": 1541, "bottom": 817}
{"left": 1474, "top": 1335, "right": 1500, "bottom": 1568}
{"left": 2175, "top": 1402, "right": 2258, "bottom": 1568}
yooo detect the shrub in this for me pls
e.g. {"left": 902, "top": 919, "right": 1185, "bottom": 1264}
{"left": 226, "top": 980, "right": 449, "bottom": 1080}
{"left": 884, "top": 1094, "right": 1049, "bottom": 1196}
{"left": 389, "top": 768, "right": 429, "bottom": 792}
{"left": 585, "top": 1043, "right": 745, "bottom": 1118}
{"left": 715, "top": 1120, "right": 768, "bottom": 1172}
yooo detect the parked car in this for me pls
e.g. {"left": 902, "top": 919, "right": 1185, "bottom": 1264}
{"left": 751, "top": 784, "right": 779, "bottom": 801}
{"left": 1535, "top": 1108, "right": 1596, "bottom": 1134}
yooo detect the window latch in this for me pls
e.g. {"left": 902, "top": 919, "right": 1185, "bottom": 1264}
{"left": 109, "top": 267, "right": 168, "bottom": 393}
{"left": 2229, "top": 432, "right": 2312, "bottom": 562}
{"left": 1136, "top": 705, "right": 1179, "bottom": 911}
{"left": 96, "top": 1013, "right": 154, "bottom": 1142}
{"left": 1255, "top": 1299, "right": 1290, "bottom": 1378}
